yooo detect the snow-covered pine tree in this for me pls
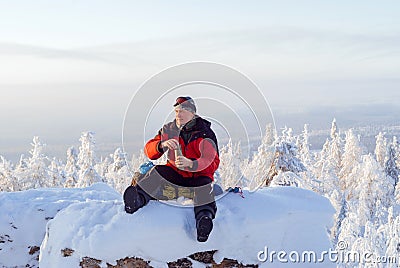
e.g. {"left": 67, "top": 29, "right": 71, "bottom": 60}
{"left": 314, "top": 139, "right": 329, "bottom": 180}
{"left": 297, "top": 124, "right": 312, "bottom": 167}
{"left": 339, "top": 129, "right": 363, "bottom": 199}
{"left": 20, "top": 137, "right": 51, "bottom": 189}
{"left": 296, "top": 124, "right": 320, "bottom": 191}
{"left": 105, "top": 148, "right": 132, "bottom": 193}
{"left": 76, "top": 131, "right": 102, "bottom": 188}
{"left": 351, "top": 221, "right": 386, "bottom": 266}
{"left": 328, "top": 118, "right": 342, "bottom": 176}
{"left": 313, "top": 139, "right": 341, "bottom": 194}
{"left": 314, "top": 120, "right": 343, "bottom": 194}
{"left": 394, "top": 135, "right": 400, "bottom": 163}
{"left": 356, "top": 155, "right": 394, "bottom": 226}
{"left": 329, "top": 189, "right": 348, "bottom": 245}
{"left": 0, "top": 156, "right": 18, "bottom": 191}
{"left": 13, "top": 154, "right": 28, "bottom": 189}
{"left": 266, "top": 127, "right": 306, "bottom": 186}
{"left": 375, "top": 132, "right": 387, "bottom": 168}
{"left": 64, "top": 146, "right": 79, "bottom": 188}
{"left": 244, "top": 124, "right": 275, "bottom": 191}
{"left": 96, "top": 156, "right": 111, "bottom": 179}
{"left": 219, "top": 139, "right": 245, "bottom": 189}
{"left": 386, "top": 143, "right": 399, "bottom": 187}
{"left": 110, "top": 148, "right": 128, "bottom": 172}
{"left": 384, "top": 208, "right": 400, "bottom": 267}
{"left": 337, "top": 208, "right": 362, "bottom": 253}
{"left": 374, "top": 199, "right": 389, "bottom": 230}
{"left": 48, "top": 158, "right": 65, "bottom": 188}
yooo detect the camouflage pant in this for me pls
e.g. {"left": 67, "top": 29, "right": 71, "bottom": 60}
{"left": 130, "top": 165, "right": 217, "bottom": 217}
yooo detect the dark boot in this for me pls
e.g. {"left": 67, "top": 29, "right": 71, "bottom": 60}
{"left": 123, "top": 186, "right": 145, "bottom": 214}
{"left": 196, "top": 210, "right": 214, "bottom": 242}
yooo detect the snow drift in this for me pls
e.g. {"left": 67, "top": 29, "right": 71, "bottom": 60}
{"left": 0, "top": 183, "right": 335, "bottom": 267}
{"left": 38, "top": 184, "right": 334, "bottom": 267}
{"left": 0, "top": 183, "right": 120, "bottom": 268}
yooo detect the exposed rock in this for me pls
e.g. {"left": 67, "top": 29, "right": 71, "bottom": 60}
{"left": 61, "top": 248, "right": 75, "bottom": 257}
{"left": 212, "top": 258, "right": 258, "bottom": 267}
{"left": 29, "top": 245, "right": 40, "bottom": 261}
{"left": 0, "top": 234, "right": 13, "bottom": 243}
{"left": 189, "top": 250, "right": 217, "bottom": 264}
{"left": 29, "top": 246, "right": 40, "bottom": 255}
{"left": 80, "top": 257, "right": 102, "bottom": 268}
{"left": 107, "top": 257, "right": 152, "bottom": 268}
{"left": 168, "top": 258, "right": 192, "bottom": 268}
{"left": 79, "top": 252, "right": 258, "bottom": 268}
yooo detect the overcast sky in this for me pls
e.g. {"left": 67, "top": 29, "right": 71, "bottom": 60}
{"left": 0, "top": 0, "right": 399, "bottom": 161}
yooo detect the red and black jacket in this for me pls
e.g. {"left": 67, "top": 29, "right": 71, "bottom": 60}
{"left": 145, "top": 116, "right": 220, "bottom": 180}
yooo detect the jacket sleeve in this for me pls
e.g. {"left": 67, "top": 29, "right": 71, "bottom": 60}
{"left": 190, "top": 138, "right": 220, "bottom": 174}
{"left": 144, "top": 130, "right": 164, "bottom": 160}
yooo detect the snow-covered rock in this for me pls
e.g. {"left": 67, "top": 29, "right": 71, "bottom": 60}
{"left": 0, "top": 183, "right": 335, "bottom": 267}
{"left": 38, "top": 186, "right": 334, "bottom": 267}
{"left": 0, "top": 183, "right": 120, "bottom": 268}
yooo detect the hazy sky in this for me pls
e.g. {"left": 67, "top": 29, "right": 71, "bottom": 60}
{"left": 0, "top": 0, "right": 399, "bottom": 161}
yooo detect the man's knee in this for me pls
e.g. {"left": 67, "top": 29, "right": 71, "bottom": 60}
{"left": 194, "top": 202, "right": 217, "bottom": 219}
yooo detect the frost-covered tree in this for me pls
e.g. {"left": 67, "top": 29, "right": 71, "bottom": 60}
{"left": 384, "top": 208, "right": 400, "bottom": 267}
{"left": 374, "top": 199, "right": 389, "bottom": 229}
{"left": 356, "top": 155, "right": 394, "bottom": 225}
{"left": 29, "top": 137, "right": 52, "bottom": 188}
{"left": 314, "top": 139, "right": 329, "bottom": 180}
{"left": 76, "top": 132, "right": 102, "bottom": 188}
{"left": 329, "top": 118, "right": 342, "bottom": 176}
{"left": 266, "top": 128, "right": 306, "bottom": 186}
{"left": 103, "top": 148, "right": 132, "bottom": 193}
{"left": 16, "top": 137, "right": 50, "bottom": 189}
{"left": 219, "top": 140, "right": 245, "bottom": 189}
{"left": 375, "top": 132, "right": 387, "bottom": 168}
{"left": 351, "top": 221, "right": 386, "bottom": 266}
{"left": 314, "top": 120, "right": 342, "bottom": 193}
{"left": 110, "top": 148, "right": 128, "bottom": 172}
{"left": 13, "top": 154, "right": 28, "bottom": 189}
{"left": 0, "top": 156, "right": 18, "bottom": 191}
{"left": 337, "top": 209, "right": 362, "bottom": 251}
{"left": 244, "top": 124, "right": 275, "bottom": 190}
{"left": 329, "top": 189, "right": 347, "bottom": 245}
{"left": 295, "top": 124, "right": 320, "bottom": 190}
{"left": 393, "top": 136, "right": 400, "bottom": 167}
{"left": 96, "top": 156, "right": 111, "bottom": 178}
{"left": 48, "top": 158, "right": 65, "bottom": 187}
{"left": 262, "top": 123, "right": 276, "bottom": 147}
{"left": 297, "top": 124, "right": 312, "bottom": 167}
{"left": 386, "top": 143, "right": 399, "bottom": 187}
{"left": 313, "top": 139, "right": 340, "bottom": 194}
{"left": 339, "top": 129, "right": 363, "bottom": 198}
{"left": 64, "top": 146, "right": 79, "bottom": 188}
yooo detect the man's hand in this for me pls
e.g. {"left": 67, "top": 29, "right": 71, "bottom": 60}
{"left": 175, "top": 156, "right": 193, "bottom": 170}
{"left": 161, "top": 139, "right": 179, "bottom": 150}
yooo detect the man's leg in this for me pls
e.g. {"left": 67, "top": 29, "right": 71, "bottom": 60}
{"left": 123, "top": 165, "right": 184, "bottom": 214}
{"left": 188, "top": 176, "right": 217, "bottom": 242}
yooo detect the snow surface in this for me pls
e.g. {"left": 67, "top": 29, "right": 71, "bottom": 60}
{"left": 0, "top": 183, "right": 335, "bottom": 267}
{"left": 0, "top": 183, "right": 120, "bottom": 267}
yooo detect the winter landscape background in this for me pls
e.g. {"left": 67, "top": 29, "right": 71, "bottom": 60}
{"left": 1, "top": 118, "right": 400, "bottom": 267}
{"left": 1, "top": 1, "right": 400, "bottom": 267}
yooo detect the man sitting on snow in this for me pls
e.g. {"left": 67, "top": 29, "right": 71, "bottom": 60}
{"left": 123, "top": 96, "right": 220, "bottom": 242}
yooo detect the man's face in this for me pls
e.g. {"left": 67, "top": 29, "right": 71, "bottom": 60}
{"left": 175, "top": 107, "right": 194, "bottom": 127}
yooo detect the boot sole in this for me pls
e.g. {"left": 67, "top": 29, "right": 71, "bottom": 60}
{"left": 123, "top": 186, "right": 142, "bottom": 214}
{"left": 197, "top": 216, "right": 213, "bottom": 242}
